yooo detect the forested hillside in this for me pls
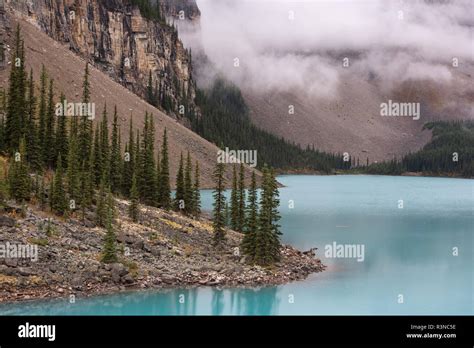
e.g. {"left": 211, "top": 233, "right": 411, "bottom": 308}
{"left": 365, "top": 121, "right": 474, "bottom": 177}
{"left": 188, "top": 79, "right": 348, "bottom": 172}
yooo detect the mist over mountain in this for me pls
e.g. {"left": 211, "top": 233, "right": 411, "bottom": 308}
{"left": 184, "top": 0, "right": 472, "bottom": 97}
{"left": 178, "top": 0, "right": 473, "bottom": 161}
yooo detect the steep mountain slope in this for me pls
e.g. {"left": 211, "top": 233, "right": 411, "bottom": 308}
{"left": 244, "top": 69, "right": 473, "bottom": 163}
{"left": 0, "top": 12, "right": 259, "bottom": 187}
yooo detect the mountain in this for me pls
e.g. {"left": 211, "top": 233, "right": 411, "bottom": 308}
{"left": 244, "top": 69, "right": 473, "bottom": 163}
{"left": 187, "top": 0, "right": 474, "bottom": 164}
{"left": 0, "top": 2, "right": 259, "bottom": 188}
{"left": 8, "top": 0, "right": 199, "bottom": 120}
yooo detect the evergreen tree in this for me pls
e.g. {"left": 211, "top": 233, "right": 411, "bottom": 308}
{"left": 134, "top": 130, "right": 142, "bottom": 196}
{"left": 121, "top": 117, "right": 135, "bottom": 195}
{"left": 253, "top": 166, "right": 282, "bottom": 265}
{"left": 92, "top": 125, "right": 101, "bottom": 186}
{"left": 138, "top": 113, "right": 157, "bottom": 205}
{"left": 78, "top": 153, "right": 94, "bottom": 222}
{"left": 51, "top": 153, "right": 67, "bottom": 215}
{"left": 78, "top": 63, "right": 92, "bottom": 163}
{"left": 82, "top": 63, "right": 90, "bottom": 104}
{"left": 230, "top": 164, "right": 239, "bottom": 230}
{"left": 101, "top": 190, "right": 118, "bottom": 263}
{"left": 154, "top": 149, "right": 160, "bottom": 202}
{"left": 100, "top": 105, "right": 110, "bottom": 182}
{"left": 147, "top": 70, "right": 155, "bottom": 106}
{"left": 237, "top": 162, "right": 246, "bottom": 232}
{"left": 157, "top": 128, "right": 171, "bottom": 208}
{"left": 192, "top": 160, "right": 201, "bottom": 217}
{"left": 43, "top": 79, "right": 56, "bottom": 168}
{"left": 8, "top": 138, "right": 30, "bottom": 202}
{"left": 174, "top": 152, "right": 185, "bottom": 211}
{"left": 212, "top": 162, "right": 226, "bottom": 245}
{"left": 129, "top": 173, "right": 139, "bottom": 222}
{"left": 242, "top": 171, "right": 258, "bottom": 260}
{"left": 55, "top": 93, "right": 69, "bottom": 169}
{"left": 38, "top": 66, "right": 47, "bottom": 158}
{"left": 5, "top": 25, "right": 27, "bottom": 153}
{"left": 26, "top": 69, "right": 41, "bottom": 171}
{"left": 109, "top": 106, "right": 122, "bottom": 193}
{"left": 66, "top": 132, "right": 80, "bottom": 201}
{"left": 96, "top": 175, "right": 108, "bottom": 228}
{"left": 183, "top": 151, "right": 193, "bottom": 214}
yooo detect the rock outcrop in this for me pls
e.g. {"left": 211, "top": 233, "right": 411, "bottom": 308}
{"left": 0, "top": 200, "right": 325, "bottom": 303}
{"left": 7, "top": 0, "right": 199, "bottom": 118}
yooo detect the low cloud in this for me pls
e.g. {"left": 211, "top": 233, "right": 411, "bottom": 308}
{"left": 179, "top": 0, "right": 473, "bottom": 98}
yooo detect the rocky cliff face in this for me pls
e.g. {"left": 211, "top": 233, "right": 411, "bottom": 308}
{"left": 7, "top": 0, "right": 199, "bottom": 118}
{"left": 162, "top": 0, "right": 200, "bottom": 21}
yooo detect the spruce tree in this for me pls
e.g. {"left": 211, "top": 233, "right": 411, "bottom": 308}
{"left": 254, "top": 166, "right": 281, "bottom": 265}
{"left": 212, "top": 162, "right": 226, "bottom": 245}
{"left": 38, "top": 66, "right": 48, "bottom": 161}
{"left": 43, "top": 79, "right": 56, "bottom": 168}
{"left": 147, "top": 70, "right": 155, "bottom": 106}
{"left": 129, "top": 173, "right": 139, "bottom": 222}
{"left": 66, "top": 132, "right": 80, "bottom": 201}
{"left": 26, "top": 69, "right": 41, "bottom": 172}
{"left": 8, "top": 138, "right": 30, "bottom": 202}
{"left": 174, "top": 152, "right": 185, "bottom": 211}
{"left": 192, "top": 160, "right": 201, "bottom": 217}
{"left": 92, "top": 125, "right": 101, "bottom": 186}
{"left": 121, "top": 117, "right": 135, "bottom": 196}
{"left": 230, "top": 164, "right": 239, "bottom": 230}
{"left": 134, "top": 130, "right": 142, "bottom": 196}
{"left": 237, "top": 162, "right": 246, "bottom": 232}
{"left": 100, "top": 104, "right": 110, "bottom": 181}
{"left": 51, "top": 153, "right": 67, "bottom": 215}
{"left": 154, "top": 150, "right": 160, "bottom": 202}
{"left": 55, "top": 93, "right": 69, "bottom": 169}
{"left": 109, "top": 106, "right": 122, "bottom": 193}
{"left": 242, "top": 171, "right": 258, "bottom": 260}
{"left": 96, "top": 175, "right": 108, "bottom": 228}
{"left": 5, "top": 25, "right": 27, "bottom": 152}
{"left": 101, "top": 190, "right": 118, "bottom": 263}
{"left": 78, "top": 63, "right": 92, "bottom": 162}
{"left": 183, "top": 151, "right": 193, "bottom": 214}
{"left": 82, "top": 63, "right": 90, "bottom": 104}
{"left": 157, "top": 128, "right": 171, "bottom": 208}
{"left": 78, "top": 154, "right": 94, "bottom": 223}
{"left": 267, "top": 168, "right": 282, "bottom": 259}
{"left": 139, "top": 113, "right": 157, "bottom": 205}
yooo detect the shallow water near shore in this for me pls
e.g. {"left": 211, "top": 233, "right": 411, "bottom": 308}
{"left": 1, "top": 175, "right": 472, "bottom": 315}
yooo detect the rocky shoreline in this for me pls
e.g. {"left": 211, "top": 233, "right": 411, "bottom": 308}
{"left": 0, "top": 200, "right": 325, "bottom": 304}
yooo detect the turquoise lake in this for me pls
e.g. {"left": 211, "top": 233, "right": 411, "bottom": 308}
{"left": 1, "top": 175, "right": 472, "bottom": 315}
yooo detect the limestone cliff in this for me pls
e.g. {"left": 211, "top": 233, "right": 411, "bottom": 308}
{"left": 6, "top": 0, "right": 199, "bottom": 118}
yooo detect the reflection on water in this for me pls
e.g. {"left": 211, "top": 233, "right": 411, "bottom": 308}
{"left": 0, "top": 287, "right": 280, "bottom": 315}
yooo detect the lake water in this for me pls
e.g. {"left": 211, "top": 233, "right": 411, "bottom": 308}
{"left": 1, "top": 175, "right": 472, "bottom": 315}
